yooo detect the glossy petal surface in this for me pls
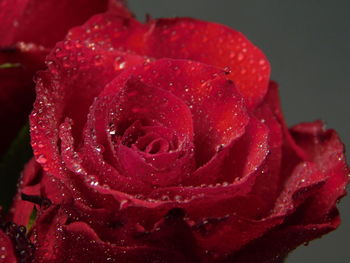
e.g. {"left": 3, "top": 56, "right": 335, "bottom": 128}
{"left": 9, "top": 6, "right": 349, "bottom": 263}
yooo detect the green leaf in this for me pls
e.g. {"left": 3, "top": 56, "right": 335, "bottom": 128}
{"left": 26, "top": 206, "right": 37, "bottom": 232}
{"left": 0, "top": 62, "right": 21, "bottom": 69}
{"left": 0, "top": 122, "right": 32, "bottom": 211}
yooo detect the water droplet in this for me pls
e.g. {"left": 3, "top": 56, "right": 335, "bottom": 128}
{"left": 259, "top": 59, "right": 266, "bottom": 65}
{"left": 224, "top": 66, "right": 231, "bottom": 74}
{"left": 161, "top": 195, "right": 170, "bottom": 201}
{"left": 95, "top": 145, "right": 105, "bottom": 153}
{"left": 36, "top": 155, "right": 47, "bottom": 164}
{"left": 216, "top": 144, "right": 225, "bottom": 152}
{"left": 174, "top": 195, "right": 183, "bottom": 202}
{"left": 119, "top": 200, "right": 129, "bottom": 209}
{"left": 237, "top": 53, "right": 244, "bottom": 61}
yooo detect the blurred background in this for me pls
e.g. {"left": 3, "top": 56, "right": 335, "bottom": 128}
{"left": 129, "top": 0, "right": 349, "bottom": 262}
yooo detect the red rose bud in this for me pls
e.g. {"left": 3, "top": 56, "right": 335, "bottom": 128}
{"left": 7, "top": 4, "right": 349, "bottom": 263}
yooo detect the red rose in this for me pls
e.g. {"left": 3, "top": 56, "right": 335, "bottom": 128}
{"left": 0, "top": 0, "right": 130, "bottom": 154}
{"left": 8, "top": 7, "right": 349, "bottom": 263}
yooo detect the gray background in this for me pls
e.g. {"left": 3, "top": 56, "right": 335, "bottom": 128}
{"left": 129, "top": 0, "right": 349, "bottom": 262}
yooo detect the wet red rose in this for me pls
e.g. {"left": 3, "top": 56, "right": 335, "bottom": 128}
{"left": 0, "top": 0, "right": 129, "bottom": 154}
{"left": 7, "top": 6, "right": 349, "bottom": 263}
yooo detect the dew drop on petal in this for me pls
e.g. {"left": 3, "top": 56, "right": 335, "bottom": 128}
{"left": 36, "top": 155, "right": 47, "bottom": 164}
{"left": 237, "top": 53, "right": 244, "bottom": 61}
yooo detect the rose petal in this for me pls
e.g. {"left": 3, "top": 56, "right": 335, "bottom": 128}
{"left": 57, "top": 115, "right": 152, "bottom": 197}
{"left": 0, "top": 0, "right": 130, "bottom": 47}
{"left": 105, "top": 77, "right": 194, "bottom": 141}
{"left": 69, "top": 15, "right": 270, "bottom": 108}
{"left": 185, "top": 117, "right": 269, "bottom": 186}
{"left": 144, "top": 18, "right": 270, "bottom": 108}
{"left": 42, "top": 156, "right": 329, "bottom": 262}
{"left": 30, "top": 40, "right": 146, "bottom": 178}
{"left": 289, "top": 121, "right": 349, "bottom": 223}
{"left": 127, "top": 59, "right": 249, "bottom": 166}
{"left": 61, "top": 221, "right": 193, "bottom": 263}
{"left": 246, "top": 85, "right": 284, "bottom": 216}
{"left": 31, "top": 205, "right": 193, "bottom": 263}
{"left": 227, "top": 219, "right": 339, "bottom": 263}
{"left": 0, "top": 43, "right": 47, "bottom": 154}
{"left": 10, "top": 158, "right": 42, "bottom": 226}
{"left": 105, "top": 77, "right": 195, "bottom": 186}
{"left": 30, "top": 205, "right": 68, "bottom": 262}
{"left": 0, "top": 230, "right": 17, "bottom": 263}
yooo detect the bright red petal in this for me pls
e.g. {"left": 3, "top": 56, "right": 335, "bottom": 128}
{"left": 68, "top": 15, "right": 270, "bottom": 108}
{"left": 128, "top": 59, "right": 249, "bottom": 166}
{"left": 144, "top": 18, "right": 270, "bottom": 108}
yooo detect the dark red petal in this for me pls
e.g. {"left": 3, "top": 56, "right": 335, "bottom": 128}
{"left": 0, "top": 0, "right": 130, "bottom": 47}
{"left": 0, "top": 230, "right": 17, "bottom": 263}
{"left": 61, "top": 221, "right": 193, "bottom": 263}
{"left": 29, "top": 205, "right": 68, "bottom": 262}
{"left": 61, "top": 160, "right": 328, "bottom": 262}
{"left": 193, "top": 214, "right": 283, "bottom": 261}
{"left": 247, "top": 84, "right": 284, "bottom": 216}
{"left": 10, "top": 158, "right": 41, "bottom": 226}
{"left": 228, "top": 218, "right": 339, "bottom": 263}
{"left": 272, "top": 162, "right": 327, "bottom": 215}
{"left": 124, "top": 59, "right": 249, "bottom": 166}
{"left": 289, "top": 121, "right": 349, "bottom": 223}
{"left": 135, "top": 208, "right": 201, "bottom": 262}
{"left": 187, "top": 162, "right": 327, "bottom": 260}
{"left": 264, "top": 81, "right": 307, "bottom": 161}
{"left": 219, "top": 162, "right": 332, "bottom": 262}
{"left": 88, "top": 158, "right": 326, "bottom": 222}
{"left": 0, "top": 43, "right": 47, "bottom": 154}
{"left": 31, "top": 206, "right": 192, "bottom": 263}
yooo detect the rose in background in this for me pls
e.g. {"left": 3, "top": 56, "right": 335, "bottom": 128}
{"left": 0, "top": 0, "right": 130, "bottom": 155}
